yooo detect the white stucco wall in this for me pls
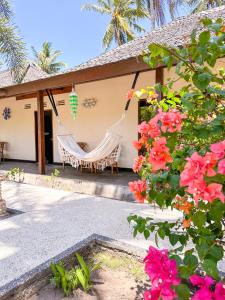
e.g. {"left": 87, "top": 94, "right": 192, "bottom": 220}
{"left": 0, "top": 70, "right": 155, "bottom": 168}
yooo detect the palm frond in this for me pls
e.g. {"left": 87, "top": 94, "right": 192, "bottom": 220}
{"left": 102, "top": 22, "right": 114, "bottom": 49}
{"left": 0, "top": 0, "right": 12, "bottom": 19}
{"left": 81, "top": 3, "right": 110, "bottom": 14}
{"left": 0, "top": 17, "right": 27, "bottom": 82}
{"left": 32, "top": 41, "right": 66, "bottom": 74}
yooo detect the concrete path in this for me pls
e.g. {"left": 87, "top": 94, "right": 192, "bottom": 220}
{"left": 1, "top": 182, "right": 223, "bottom": 292}
{"left": 0, "top": 181, "right": 179, "bottom": 289}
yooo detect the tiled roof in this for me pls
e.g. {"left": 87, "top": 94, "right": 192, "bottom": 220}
{"left": 69, "top": 5, "right": 225, "bottom": 72}
{"left": 0, "top": 64, "right": 47, "bottom": 88}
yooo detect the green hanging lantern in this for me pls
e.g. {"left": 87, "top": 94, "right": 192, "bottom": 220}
{"left": 69, "top": 85, "right": 78, "bottom": 119}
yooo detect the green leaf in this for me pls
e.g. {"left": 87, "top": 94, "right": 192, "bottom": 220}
{"left": 184, "top": 253, "right": 198, "bottom": 267}
{"left": 199, "top": 31, "right": 210, "bottom": 45}
{"left": 76, "top": 268, "right": 88, "bottom": 291}
{"left": 144, "top": 229, "right": 150, "bottom": 240}
{"left": 169, "top": 233, "right": 179, "bottom": 246}
{"left": 196, "top": 241, "right": 209, "bottom": 259}
{"left": 76, "top": 253, "right": 90, "bottom": 280}
{"left": 175, "top": 284, "right": 190, "bottom": 300}
{"left": 207, "top": 245, "right": 224, "bottom": 262}
{"left": 192, "top": 211, "right": 206, "bottom": 228}
{"left": 202, "top": 259, "right": 219, "bottom": 280}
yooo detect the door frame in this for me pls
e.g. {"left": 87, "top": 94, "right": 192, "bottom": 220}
{"left": 34, "top": 109, "right": 54, "bottom": 163}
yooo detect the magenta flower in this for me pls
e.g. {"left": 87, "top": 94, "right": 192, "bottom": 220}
{"left": 144, "top": 246, "right": 180, "bottom": 300}
{"left": 214, "top": 282, "right": 225, "bottom": 299}
{"left": 190, "top": 275, "right": 214, "bottom": 300}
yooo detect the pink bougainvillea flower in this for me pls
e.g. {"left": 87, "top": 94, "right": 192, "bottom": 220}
{"left": 148, "top": 117, "right": 161, "bottom": 138}
{"left": 148, "top": 137, "right": 173, "bottom": 171}
{"left": 138, "top": 121, "right": 150, "bottom": 136}
{"left": 133, "top": 155, "right": 145, "bottom": 173}
{"left": 210, "top": 140, "right": 225, "bottom": 159}
{"left": 218, "top": 159, "right": 225, "bottom": 175}
{"left": 138, "top": 118, "right": 160, "bottom": 139}
{"left": 157, "top": 109, "right": 186, "bottom": 133}
{"left": 180, "top": 152, "right": 205, "bottom": 187}
{"left": 203, "top": 152, "right": 218, "bottom": 177}
{"left": 129, "top": 180, "right": 146, "bottom": 203}
{"left": 204, "top": 183, "right": 225, "bottom": 203}
{"left": 187, "top": 179, "right": 207, "bottom": 204}
{"left": 190, "top": 275, "right": 215, "bottom": 300}
{"left": 214, "top": 282, "right": 225, "bottom": 300}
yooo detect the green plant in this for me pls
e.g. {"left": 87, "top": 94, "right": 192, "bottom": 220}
{"left": 50, "top": 253, "right": 101, "bottom": 296}
{"left": 82, "top": 0, "right": 147, "bottom": 49}
{"left": 50, "top": 168, "right": 60, "bottom": 188}
{"left": 128, "top": 18, "right": 225, "bottom": 298}
{"left": 7, "top": 167, "right": 24, "bottom": 182}
{"left": 32, "top": 41, "right": 66, "bottom": 74}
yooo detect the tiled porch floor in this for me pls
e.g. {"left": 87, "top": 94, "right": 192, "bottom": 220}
{"left": 0, "top": 161, "right": 138, "bottom": 186}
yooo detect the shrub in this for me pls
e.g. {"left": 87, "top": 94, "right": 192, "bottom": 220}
{"left": 128, "top": 18, "right": 225, "bottom": 299}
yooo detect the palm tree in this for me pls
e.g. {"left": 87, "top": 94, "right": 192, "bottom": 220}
{"left": 0, "top": 0, "right": 27, "bottom": 82}
{"left": 32, "top": 42, "right": 67, "bottom": 74}
{"left": 186, "top": 0, "right": 224, "bottom": 13}
{"left": 82, "top": 0, "right": 148, "bottom": 50}
{"left": 136, "top": 0, "right": 224, "bottom": 28}
{"left": 135, "top": 0, "right": 185, "bottom": 28}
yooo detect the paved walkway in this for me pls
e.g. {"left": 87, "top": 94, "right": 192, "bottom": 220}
{"left": 1, "top": 182, "right": 223, "bottom": 292}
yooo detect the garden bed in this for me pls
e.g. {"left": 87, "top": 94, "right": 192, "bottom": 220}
{"left": 1, "top": 235, "right": 148, "bottom": 300}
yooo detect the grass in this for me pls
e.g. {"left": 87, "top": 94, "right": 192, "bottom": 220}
{"left": 94, "top": 251, "right": 146, "bottom": 281}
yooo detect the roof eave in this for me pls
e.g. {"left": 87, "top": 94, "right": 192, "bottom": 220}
{"left": 0, "top": 56, "right": 150, "bottom": 99}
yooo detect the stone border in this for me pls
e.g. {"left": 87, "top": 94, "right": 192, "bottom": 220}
{"left": 1, "top": 170, "right": 135, "bottom": 202}
{"left": 0, "top": 234, "right": 146, "bottom": 299}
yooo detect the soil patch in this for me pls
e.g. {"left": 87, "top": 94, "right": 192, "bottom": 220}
{"left": 28, "top": 249, "right": 149, "bottom": 300}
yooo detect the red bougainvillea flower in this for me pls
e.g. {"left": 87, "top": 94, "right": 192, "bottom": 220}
{"left": 187, "top": 180, "right": 225, "bottom": 204}
{"left": 133, "top": 140, "right": 142, "bottom": 150}
{"left": 129, "top": 180, "right": 146, "bottom": 203}
{"left": 187, "top": 179, "right": 207, "bottom": 204}
{"left": 203, "top": 152, "right": 218, "bottom": 177}
{"left": 144, "top": 246, "right": 180, "bottom": 300}
{"left": 190, "top": 275, "right": 215, "bottom": 300}
{"left": 210, "top": 140, "right": 225, "bottom": 159}
{"left": 148, "top": 137, "right": 173, "bottom": 171}
{"left": 138, "top": 121, "right": 150, "bottom": 136}
{"left": 148, "top": 116, "right": 161, "bottom": 138}
{"left": 204, "top": 183, "right": 225, "bottom": 203}
{"left": 133, "top": 155, "right": 145, "bottom": 173}
{"left": 218, "top": 159, "right": 225, "bottom": 175}
{"left": 127, "top": 89, "right": 135, "bottom": 100}
{"left": 180, "top": 152, "right": 205, "bottom": 187}
{"left": 133, "top": 135, "right": 148, "bottom": 151}
{"left": 214, "top": 282, "right": 225, "bottom": 299}
{"left": 157, "top": 109, "right": 186, "bottom": 133}
{"left": 183, "top": 218, "right": 191, "bottom": 228}
{"left": 138, "top": 118, "right": 161, "bottom": 139}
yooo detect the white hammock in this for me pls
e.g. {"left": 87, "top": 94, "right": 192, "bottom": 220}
{"left": 57, "top": 114, "right": 125, "bottom": 170}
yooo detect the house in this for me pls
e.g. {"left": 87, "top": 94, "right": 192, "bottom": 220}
{"left": 0, "top": 5, "right": 225, "bottom": 174}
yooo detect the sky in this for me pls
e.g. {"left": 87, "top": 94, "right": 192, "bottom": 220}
{"left": 12, "top": 0, "right": 188, "bottom": 70}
